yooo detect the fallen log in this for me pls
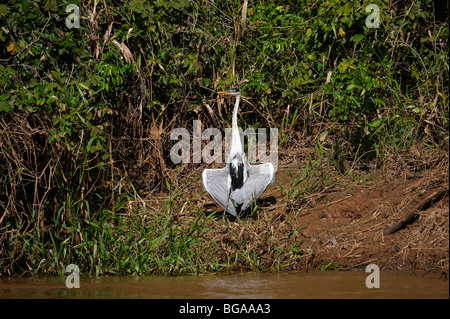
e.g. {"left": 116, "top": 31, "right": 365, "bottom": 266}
{"left": 384, "top": 188, "right": 449, "bottom": 235}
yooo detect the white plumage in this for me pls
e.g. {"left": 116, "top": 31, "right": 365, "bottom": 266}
{"left": 202, "top": 88, "right": 275, "bottom": 217}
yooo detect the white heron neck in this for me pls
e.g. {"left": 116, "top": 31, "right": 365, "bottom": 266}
{"left": 230, "top": 95, "right": 242, "bottom": 157}
{"left": 232, "top": 95, "right": 240, "bottom": 130}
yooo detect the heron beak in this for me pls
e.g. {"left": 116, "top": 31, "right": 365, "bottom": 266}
{"left": 217, "top": 90, "right": 231, "bottom": 95}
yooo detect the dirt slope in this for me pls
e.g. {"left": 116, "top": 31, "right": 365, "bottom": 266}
{"left": 193, "top": 145, "right": 449, "bottom": 272}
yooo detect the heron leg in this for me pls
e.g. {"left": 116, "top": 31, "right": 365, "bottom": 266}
{"left": 222, "top": 201, "right": 227, "bottom": 224}
{"left": 222, "top": 210, "right": 226, "bottom": 224}
{"left": 222, "top": 188, "right": 231, "bottom": 224}
{"left": 222, "top": 208, "right": 228, "bottom": 224}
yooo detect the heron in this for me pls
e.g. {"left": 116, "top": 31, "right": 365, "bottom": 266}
{"left": 202, "top": 88, "right": 275, "bottom": 220}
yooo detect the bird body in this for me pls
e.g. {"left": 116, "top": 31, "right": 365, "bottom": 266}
{"left": 202, "top": 88, "right": 275, "bottom": 217}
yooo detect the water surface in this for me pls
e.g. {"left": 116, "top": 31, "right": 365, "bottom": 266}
{"left": 0, "top": 270, "right": 447, "bottom": 299}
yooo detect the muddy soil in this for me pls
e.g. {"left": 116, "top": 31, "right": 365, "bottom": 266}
{"left": 292, "top": 172, "right": 449, "bottom": 270}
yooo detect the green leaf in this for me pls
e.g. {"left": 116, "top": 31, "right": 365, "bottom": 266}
{"left": 101, "top": 152, "right": 111, "bottom": 161}
{"left": 352, "top": 34, "right": 364, "bottom": 43}
{"left": 42, "top": 0, "right": 57, "bottom": 12}
{"left": 305, "top": 28, "right": 312, "bottom": 39}
{"left": 1, "top": 101, "right": 10, "bottom": 112}
{"left": 0, "top": 4, "right": 8, "bottom": 17}
{"left": 368, "top": 119, "right": 382, "bottom": 127}
{"left": 0, "top": 92, "right": 10, "bottom": 100}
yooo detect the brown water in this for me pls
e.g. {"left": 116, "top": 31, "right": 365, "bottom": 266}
{"left": 0, "top": 270, "right": 447, "bottom": 299}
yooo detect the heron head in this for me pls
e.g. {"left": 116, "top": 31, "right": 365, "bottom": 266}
{"left": 217, "top": 88, "right": 240, "bottom": 97}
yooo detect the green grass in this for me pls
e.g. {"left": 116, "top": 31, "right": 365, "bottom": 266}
{"left": 3, "top": 191, "right": 205, "bottom": 276}
{"left": 1, "top": 178, "right": 293, "bottom": 276}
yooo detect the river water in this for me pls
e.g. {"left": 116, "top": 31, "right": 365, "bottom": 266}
{"left": 0, "top": 270, "right": 447, "bottom": 299}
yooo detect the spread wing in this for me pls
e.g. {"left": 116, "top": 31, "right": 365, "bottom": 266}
{"left": 203, "top": 162, "right": 275, "bottom": 216}
{"left": 232, "top": 162, "right": 275, "bottom": 211}
{"left": 202, "top": 167, "right": 237, "bottom": 216}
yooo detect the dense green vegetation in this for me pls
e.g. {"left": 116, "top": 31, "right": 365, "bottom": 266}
{"left": 0, "top": 0, "right": 448, "bottom": 276}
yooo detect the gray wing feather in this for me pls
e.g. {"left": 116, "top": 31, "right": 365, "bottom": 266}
{"left": 202, "top": 168, "right": 237, "bottom": 216}
{"left": 203, "top": 162, "right": 275, "bottom": 216}
{"left": 233, "top": 162, "right": 275, "bottom": 211}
